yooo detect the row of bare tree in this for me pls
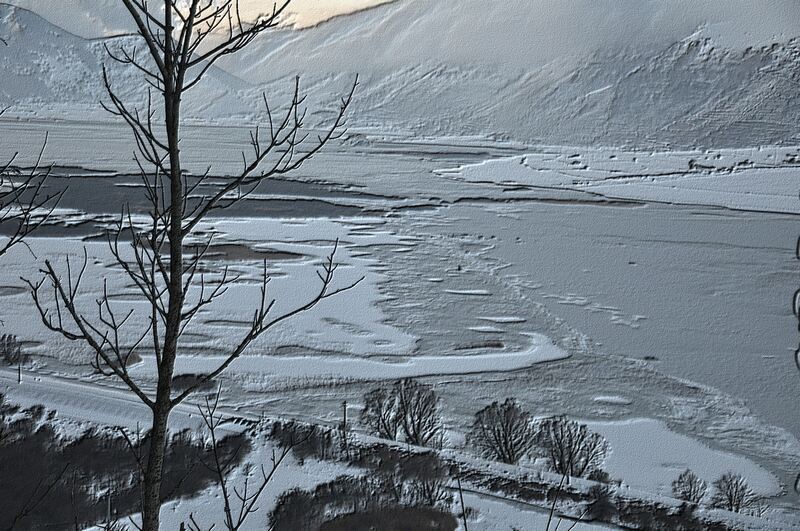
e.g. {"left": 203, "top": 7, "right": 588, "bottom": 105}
{"left": 468, "top": 399, "right": 608, "bottom": 479}
{"left": 360, "top": 384, "right": 608, "bottom": 481}
{"left": 672, "top": 469, "right": 764, "bottom": 515}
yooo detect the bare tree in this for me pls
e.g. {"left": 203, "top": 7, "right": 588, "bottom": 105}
{"left": 360, "top": 379, "right": 442, "bottom": 447}
{"left": 0, "top": 109, "right": 60, "bottom": 262}
{"left": 186, "top": 387, "right": 292, "bottom": 531}
{"left": 466, "top": 398, "right": 535, "bottom": 465}
{"left": 405, "top": 471, "right": 452, "bottom": 509}
{"left": 24, "top": 1, "right": 358, "bottom": 529}
{"left": 360, "top": 387, "right": 401, "bottom": 441}
{"left": 534, "top": 416, "right": 608, "bottom": 480}
{"left": 671, "top": 469, "right": 707, "bottom": 505}
{"left": 710, "top": 472, "right": 757, "bottom": 513}
{"left": 393, "top": 379, "right": 443, "bottom": 448}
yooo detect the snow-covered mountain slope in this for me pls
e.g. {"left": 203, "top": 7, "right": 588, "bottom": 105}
{"left": 6, "top": 0, "right": 132, "bottom": 39}
{"left": 0, "top": 4, "right": 257, "bottom": 121}
{"left": 223, "top": 0, "right": 800, "bottom": 78}
{"left": 2, "top": 1, "right": 800, "bottom": 147}
{"left": 220, "top": 0, "right": 800, "bottom": 147}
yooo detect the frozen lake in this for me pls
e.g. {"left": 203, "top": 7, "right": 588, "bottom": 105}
{"left": 3, "top": 119, "right": 800, "bottom": 506}
{"left": 448, "top": 201, "right": 798, "bottom": 437}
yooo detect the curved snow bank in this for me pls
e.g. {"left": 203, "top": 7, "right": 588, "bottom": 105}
{"left": 136, "top": 333, "right": 569, "bottom": 381}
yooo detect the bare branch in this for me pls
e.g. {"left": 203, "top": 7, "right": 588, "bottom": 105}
{"left": 119, "top": 0, "right": 169, "bottom": 78}
{"left": 0, "top": 135, "right": 63, "bottom": 258}
{"left": 23, "top": 252, "right": 155, "bottom": 409}
{"left": 30, "top": 3, "right": 362, "bottom": 528}
{"left": 182, "top": 76, "right": 358, "bottom": 236}
{"left": 8, "top": 462, "right": 70, "bottom": 530}
{"left": 194, "top": 386, "right": 291, "bottom": 530}
{"left": 172, "top": 240, "right": 364, "bottom": 406}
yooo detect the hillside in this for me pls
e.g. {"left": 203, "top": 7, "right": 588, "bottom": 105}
{"left": 2, "top": 1, "right": 800, "bottom": 147}
{"left": 0, "top": 4, "right": 256, "bottom": 121}
{"left": 220, "top": 0, "right": 800, "bottom": 147}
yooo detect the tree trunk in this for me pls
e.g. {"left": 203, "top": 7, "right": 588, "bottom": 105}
{"left": 141, "top": 13, "right": 184, "bottom": 523}
{"left": 141, "top": 401, "right": 171, "bottom": 531}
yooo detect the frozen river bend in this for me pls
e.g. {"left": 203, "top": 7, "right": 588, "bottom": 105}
{"left": 2, "top": 122, "right": 800, "bottom": 515}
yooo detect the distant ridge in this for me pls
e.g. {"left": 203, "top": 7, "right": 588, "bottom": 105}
{"left": 2, "top": 0, "right": 800, "bottom": 147}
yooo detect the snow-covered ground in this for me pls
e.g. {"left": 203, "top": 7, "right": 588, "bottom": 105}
{"left": 131, "top": 333, "right": 568, "bottom": 382}
{"left": 1, "top": 126, "right": 799, "bottom": 527}
{"left": 441, "top": 146, "right": 800, "bottom": 214}
{"left": 3, "top": 0, "right": 800, "bottom": 528}
{"left": 588, "top": 418, "right": 780, "bottom": 497}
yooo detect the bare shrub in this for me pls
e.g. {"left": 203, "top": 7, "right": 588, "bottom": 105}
{"left": 710, "top": 472, "right": 757, "bottom": 513}
{"left": 360, "top": 387, "right": 400, "bottom": 440}
{"left": 467, "top": 398, "right": 535, "bottom": 464}
{"left": 269, "top": 465, "right": 456, "bottom": 531}
{"left": 534, "top": 416, "right": 608, "bottom": 479}
{"left": 319, "top": 507, "right": 458, "bottom": 531}
{"left": 748, "top": 498, "right": 769, "bottom": 518}
{"left": 586, "top": 484, "right": 617, "bottom": 522}
{"left": 671, "top": 469, "right": 707, "bottom": 504}
{"left": 360, "top": 379, "right": 443, "bottom": 448}
{"left": 269, "top": 488, "right": 322, "bottom": 531}
{"left": 587, "top": 468, "right": 612, "bottom": 483}
{"left": 349, "top": 446, "right": 453, "bottom": 509}
{"left": 270, "top": 421, "right": 337, "bottom": 464}
{"left": 97, "top": 520, "right": 130, "bottom": 531}
{"left": 394, "top": 379, "right": 443, "bottom": 447}
{"left": 616, "top": 499, "right": 704, "bottom": 530}
{"left": 400, "top": 453, "right": 453, "bottom": 508}
{"left": 0, "top": 334, "right": 28, "bottom": 366}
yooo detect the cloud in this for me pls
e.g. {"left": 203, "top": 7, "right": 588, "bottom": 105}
{"left": 239, "top": 0, "right": 394, "bottom": 28}
{"left": 4, "top": 0, "right": 394, "bottom": 37}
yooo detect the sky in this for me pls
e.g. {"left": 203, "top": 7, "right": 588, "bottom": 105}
{"left": 6, "top": 0, "right": 392, "bottom": 37}
{"left": 243, "top": 0, "right": 392, "bottom": 27}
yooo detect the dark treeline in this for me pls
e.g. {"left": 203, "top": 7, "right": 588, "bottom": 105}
{"left": 0, "top": 393, "right": 247, "bottom": 530}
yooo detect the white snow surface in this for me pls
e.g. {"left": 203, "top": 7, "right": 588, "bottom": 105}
{"left": 587, "top": 418, "right": 782, "bottom": 498}
{"left": 442, "top": 146, "right": 800, "bottom": 214}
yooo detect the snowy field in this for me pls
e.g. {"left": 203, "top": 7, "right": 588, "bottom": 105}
{"left": 1, "top": 119, "right": 800, "bottom": 528}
